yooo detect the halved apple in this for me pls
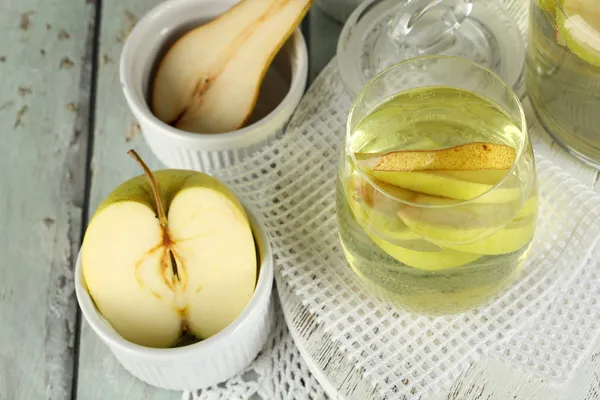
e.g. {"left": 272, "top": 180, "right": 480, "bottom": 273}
{"left": 81, "top": 151, "right": 257, "bottom": 347}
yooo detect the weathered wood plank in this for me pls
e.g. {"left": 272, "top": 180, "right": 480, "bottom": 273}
{"left": 0, "top": 0, "right": 95, "bottom": 399}
{"left": 74, "top": 0, "right": 179, "bottom": 398}
{"left": 425, "top": 338, "right": 600, "bottom": 400}
{"left": 278, "top": 276, "right": 380, "bottom": 400}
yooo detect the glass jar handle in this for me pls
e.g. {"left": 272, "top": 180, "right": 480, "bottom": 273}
{"left": 388, "top": 0, "right": 473, "bottom": 53}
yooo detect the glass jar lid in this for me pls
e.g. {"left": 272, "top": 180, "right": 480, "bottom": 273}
{"left": 337, "top": 0, "right": 525, "bottom": 97}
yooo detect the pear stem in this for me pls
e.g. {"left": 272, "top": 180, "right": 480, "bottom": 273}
{"left": 127, "top": 149, "right": 169, "bottom": 230}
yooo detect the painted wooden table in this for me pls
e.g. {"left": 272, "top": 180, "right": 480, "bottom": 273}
{"left": 1, "top": 0, "right": 599, "bottom": 399}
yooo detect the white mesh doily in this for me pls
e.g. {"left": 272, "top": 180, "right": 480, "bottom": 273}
{"left": 185, "top": 57, "right": 600, "bottom": 399}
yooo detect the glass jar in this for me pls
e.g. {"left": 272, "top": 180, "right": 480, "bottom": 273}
{"left": 336, "top": 55, "right": 538, "bottom": 313}
{"left": 526, "top": 0, "right": 600, "bottom": 167}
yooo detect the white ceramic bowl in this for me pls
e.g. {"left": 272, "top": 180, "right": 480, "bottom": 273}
{"left": 120, "top": 0, "right": 308, "bottom": 172}
{"left": 75, "top": 206, "right": 274, "bottom": 391}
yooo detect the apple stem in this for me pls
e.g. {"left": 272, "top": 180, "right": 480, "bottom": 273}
{"left": 127, "top": 149, "right": 169, "bottom": 230}
{"left": 128, "top": 149, "right": 181, "bottom": 282}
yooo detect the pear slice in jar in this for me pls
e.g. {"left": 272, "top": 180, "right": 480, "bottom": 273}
{"left": 557, "top": 0, "right": 600, "bottom": 66}
{"left": 355, "top": 142, "right": 519, "bottom": 202}
{"left": 347, "top": 175, "right": 421, "bottom": 240}
{"left": 367, "top": 231, "right": 481, "bottom": 271}
{"left": 395, "top": 193, "right": 535, "bottom": 245}
{"left": 437, "top": 214, "right": 537, "bottom": 255}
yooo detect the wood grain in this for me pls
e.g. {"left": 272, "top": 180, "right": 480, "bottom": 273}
{"left": 73, "top": 0, "right": 178, "bottom": 398}
{"left": 0, "top": 0, "right": 95, "bottom": 398}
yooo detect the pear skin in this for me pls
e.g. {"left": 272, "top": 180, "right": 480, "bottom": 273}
{"left": 356, "top": 142, "right": 518, "bottom": 201}
{"left": 356, "top": 142, "right": 517, "bottom": 172}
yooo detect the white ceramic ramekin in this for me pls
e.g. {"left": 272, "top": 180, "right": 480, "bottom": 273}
{"left": 75, "top": 206, "right": 274, "bottom": 391}
{"left": 120, "top": 0, "right": 308, "bottom": 171}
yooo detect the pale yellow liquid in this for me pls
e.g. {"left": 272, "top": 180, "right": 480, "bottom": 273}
{"left": 526, "top": 2, "right": 600, "bottom": 165}
{"left": 336, "top": 87, "right": 537, "bottom": 314}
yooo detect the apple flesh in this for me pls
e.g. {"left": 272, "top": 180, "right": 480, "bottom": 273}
{"left": 151, "top": 0, "right": 314, "bottom": 133}
{"left": 81, "top": 151, "right": 257, "bottom": 348}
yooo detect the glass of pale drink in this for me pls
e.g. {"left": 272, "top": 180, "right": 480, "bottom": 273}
{"left": 336, "top": 55, "right": 538, "bottom": 313}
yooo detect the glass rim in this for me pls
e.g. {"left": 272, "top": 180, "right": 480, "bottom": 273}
{"left": 346, "top": 54, "right": 528, "bottom": 209}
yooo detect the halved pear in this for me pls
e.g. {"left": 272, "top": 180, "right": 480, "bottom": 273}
{"left": 81, "top": 151, "right": 257, "bottom": 347}
{"left": 151, "top": 0, "right": 313, "bottom": 133}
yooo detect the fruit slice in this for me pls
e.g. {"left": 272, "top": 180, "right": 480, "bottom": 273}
{"left": 367, "top": 170, "right": 518, "bottom": 203}
{"left": 356, "top": 142, "right": 518, "bottom": 202}
{"left": 347, "top": 175, "right": 420, "bottom": 240}
{"left": 557, "top": 0, "right": 600, "bottom": 66}
{"left": 397, "top": 197, "right": 519, "bottom": 244}
{"left": 355, "top": 142, "right": 517, "bottom": 172}
{"left": 515, "top": 195, "right": 539, "bottom": 220}
{"left": 396, "top": 193, "right": 538, "bottom": 245}
{"left": 368, "top": 232, "right": 481, "bottom": 270}
{"left": 440, "top": 216, "right": 537, "bottom": 255}
{"left": 414, "top": 192, "right": 538, "bottom": 217}
{"left": 152, "top": 0, "right": 313, "bottom": 133}
{"left": 348, "top": 174, "right": 417, "bottom": 210}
